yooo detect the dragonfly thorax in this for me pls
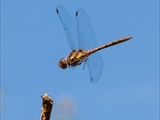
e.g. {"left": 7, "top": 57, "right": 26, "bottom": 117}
{"left": 66, "top": 50, "right": 88, "bottom": 67}
{"left": 58, "top": 50, "right": 88, "bottom": 69}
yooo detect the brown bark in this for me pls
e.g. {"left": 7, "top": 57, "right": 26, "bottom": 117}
{"left": 40, "top": 93, "right": 53, "bottom": 120}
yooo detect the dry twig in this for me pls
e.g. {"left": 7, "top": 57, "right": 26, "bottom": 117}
{"left": 40, "top": 93, "right": 53, "bottom": 120}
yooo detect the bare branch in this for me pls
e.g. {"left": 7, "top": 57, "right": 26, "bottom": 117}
{"left": 40, "top": 93, "right": 53, "bottom": 120}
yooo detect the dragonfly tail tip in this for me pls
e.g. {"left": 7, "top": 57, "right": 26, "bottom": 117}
{"left": 127, "top": 36, "right": 132, "bottom": 40}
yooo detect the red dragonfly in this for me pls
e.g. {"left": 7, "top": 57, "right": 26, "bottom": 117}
{"left": 56, "top": 5, "right": 132, "bottom": 82}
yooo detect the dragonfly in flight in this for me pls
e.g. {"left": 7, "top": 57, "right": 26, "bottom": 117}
{"left": 56, "top": 5, "right": 132, "bottom": 82}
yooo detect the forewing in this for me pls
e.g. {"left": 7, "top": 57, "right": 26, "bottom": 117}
{"left": 76, "top": 8, "right": 104, "bottom": 82}
{"left": 76, "top": 8, "right": 97, "bottom": 50}
{"left": 87, "top": 52, "right": 104, "bottom": 82}
{"left": 56, "top": 5, "right": 78, "bottom": 50}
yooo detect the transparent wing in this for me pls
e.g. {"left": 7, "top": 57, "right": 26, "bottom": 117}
{"left": 76, "top": 8, "right": 97, "bottom": 50}
{"left": 56, "top": 5, "right": 78, "bottom": 50}
{"left": 87, "top": 52, "right": 104, "bottom": 82}
{"left": 76, "top": 8, "right": 104, "bottom": 82}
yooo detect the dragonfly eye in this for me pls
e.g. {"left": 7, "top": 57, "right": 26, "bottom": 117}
{"left": 58, "top": 58, "right": 67, "bottom": 69}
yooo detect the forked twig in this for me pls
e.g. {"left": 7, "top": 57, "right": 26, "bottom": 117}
{"left": 40, "top": 93, "right": 53, "bottom": 120}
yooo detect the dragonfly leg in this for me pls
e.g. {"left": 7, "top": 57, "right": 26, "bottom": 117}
{"left": 69, "top": 66, "right": 76, "bottom": 70}
{"left": 83, "top": 58, "right": 88, "bottom": 70}
{"left": 72, "top": 67, "right": 76, "bottom": 70}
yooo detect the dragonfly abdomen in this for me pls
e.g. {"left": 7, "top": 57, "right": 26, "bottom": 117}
{"left": 87, "top": 36, "right": 132, "bottom": 55}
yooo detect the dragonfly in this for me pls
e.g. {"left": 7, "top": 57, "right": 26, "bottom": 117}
{"left": 56, "top": 5, "right": 132, "bottom": 82}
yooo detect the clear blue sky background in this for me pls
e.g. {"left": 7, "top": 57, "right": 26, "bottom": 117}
{"left": 1, "top": 0, "right": 159, "bottom": 120}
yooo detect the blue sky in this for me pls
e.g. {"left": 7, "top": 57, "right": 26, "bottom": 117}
{"left": 1, "top": 0, "right": 159, "bottom": 120}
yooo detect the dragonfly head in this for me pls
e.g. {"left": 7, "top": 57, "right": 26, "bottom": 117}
{"left": 58, "top": 58, "right": 67, "bottom": 69}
